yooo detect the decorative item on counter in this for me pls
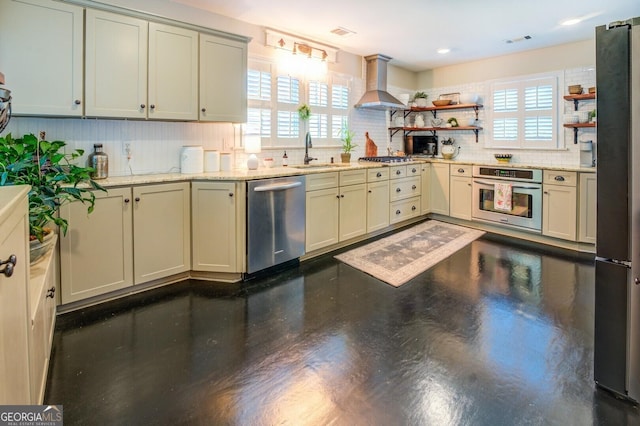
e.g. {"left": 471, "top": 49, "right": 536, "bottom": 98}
{"left": 244, "top": 134, "right": 261, "bottom": 170}
{"left": 340, "top": 126, "right": 357, "bottom": 163}
{"left": 447, "top": 117, "right": 459, "bottom": 127}
{"left": 414, "top": 114, "right": 425, "bottom": 128}
{"left": 282, "top": 151, "right": 288, "bottom": 166}
{"left": 494, "top": 153, "right": 513, "bottom": 163}
{"left": 365, "top": 132, "right": 378, "bottom": 157}
{"left": 441, "top": 137, "right": 459, "bottom": 160}
{"left": 88, "top": 143, "right": 108, "bottom": 179}
{"left": 412, "top": 91, "right": 428, "bottom": 107}
{"left": 204, "top": 150, "right": 220, "bottom": 172}
{"left": 263, "top": 158, "right": 274, "bottom": 168}
{"left": 568, "top": 84, "right": 583, "bottom": 94}
{"left": 181, "top": 145, "right": 204, "bottom": 174}
{"left": 0, "top": 132, "right": 105, "bottom": 263}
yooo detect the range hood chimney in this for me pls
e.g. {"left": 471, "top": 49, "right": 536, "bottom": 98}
{"left": 354, "top": 54, "right": 405, "bottom": 110}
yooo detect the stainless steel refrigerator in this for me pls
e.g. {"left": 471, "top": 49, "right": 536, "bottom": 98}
{"left": 594, "top": 17, "right": 640, "bottom": 403}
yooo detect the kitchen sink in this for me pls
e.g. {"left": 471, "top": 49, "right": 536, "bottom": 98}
{"left": 290, "top": 163, "right": 350, "bottom": 169}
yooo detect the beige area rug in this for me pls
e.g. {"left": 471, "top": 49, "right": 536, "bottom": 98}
{"left": 335, "top": 221, "right": 485, "bottom": 287}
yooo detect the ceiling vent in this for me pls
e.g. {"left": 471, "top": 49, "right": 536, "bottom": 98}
{"left": 330, "top": 27, "right": 356, "bottom": 37}
{"left": 506, "top": 35, "right": 532, "bottom": 44}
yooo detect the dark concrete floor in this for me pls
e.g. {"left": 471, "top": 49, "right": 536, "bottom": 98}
{"left": 46, "top": 233, "right": 640, "bottom": 425}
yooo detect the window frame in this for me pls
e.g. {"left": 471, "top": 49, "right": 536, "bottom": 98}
{"left": 485, "top": 71, "right": 564, "bottom": 150}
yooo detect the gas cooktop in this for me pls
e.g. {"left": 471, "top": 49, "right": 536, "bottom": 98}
{"left": 358, "top": 156, "right": 413, "bottom": 163}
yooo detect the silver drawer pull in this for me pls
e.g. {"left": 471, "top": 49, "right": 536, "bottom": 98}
{"left": 554, "top": 176, "right": 565, "bottom": 182}
{"left": 396, "top": 188, "right": 401, "bottom": 193}
{"left": 376, "top": 172, "right": 382, "bottom": 177}
{"left": 396, "top": 170, "right": 401, "bottom": 175}
{"left": 0, "top": 254, "right": 17, "bottom": 278}
{"left": 458, "top": 168, "right": 465, "bottom": 173}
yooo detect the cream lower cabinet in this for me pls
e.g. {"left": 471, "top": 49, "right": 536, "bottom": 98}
{"left": 192, "top": 181, "right": 245, "bottom": 273}
{"left": 430, "top": 163, "right": 450, "bottom": 215}
{"left": 367, "top": 168, "right": 390, "bottom": 233}
{"left": 60, "top": 183, "right": 190, "bottom": 304}
{"left": 449, "top": 165, "right": 473, "bottom": 220}
{"left": 578, "top": 173, "right": 597, "bottom": 244}
{"left": 133, "top": 183, "right": 191, "bottom": 283}
{"left": 542, "top": 170, "right": 577, "bottom": 241}
{"left": 0, "top": 187, "right": 31, "bottom": 404}
{"left": 305, "top": 173, "right": 340, "bottom": 252}
{"left": 0, "top": 0, "right": 84, "bottom": 116}
{"left": 389, "top": 165, "right": 421, "bottom": 224}
{"left": 421, "top": 164, "right": 431, "bottom": 214}
{"left": 339, "top": 183, "right": 368, "bottom": 241}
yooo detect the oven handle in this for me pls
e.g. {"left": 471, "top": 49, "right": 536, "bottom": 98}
{"left": 473, "top": 179, "right": 541, "bottom": 190}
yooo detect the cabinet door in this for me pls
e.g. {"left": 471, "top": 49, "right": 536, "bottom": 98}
{"left": 60, "top": 187, "right": 134, "bottom": 303}
{"left": 421, "top": 164, "right": 431, "bottom": 214}
{"left": 579, "top": 173, "right": 597, "bottom": 244}
{"left": 133, "top": 183, "right": 191, "bottom": 284}
{"left": 199, "top": 34, "right": 247, "bottom": 122}
{"left": 305, "top": 188, "right": 339, "bottom": 252}
{"left": 148, "top": 23, "right": 199, "bottom": 120}
{"left": 0, "top": 199, "right": 30, "bottom": 404}
{"left": 0, "top": 0, "right": 83, "bottom": 116}
{"left": 449, "top": 176, "right": 472, "bottom": 220}
{"left": 430, "top": 163, "right": 450, "bottom": 215}
{"left": 192, "top": 182, "right": 239, "bottom": 273}
{"left": 543, "top": 184, "right": 577, "bottom": 241}
{"left": 85, "top": 9, "right": 148, "bottom": 118}
{"left": 367, "top": 180, "right": 390, "bottom": 233}
{"left": 339, "top": 183, "right": 367, "bottom": 242}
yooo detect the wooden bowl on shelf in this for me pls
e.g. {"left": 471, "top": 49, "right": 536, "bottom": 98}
{"left": 568, "top": 85, "right": 583, "bottom": 95}
{"left": 432, "top": 99, "right": 452, "bottom": 107}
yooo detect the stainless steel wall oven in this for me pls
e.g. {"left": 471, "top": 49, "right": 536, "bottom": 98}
{"left": 472, "top": 166, "right": 543, "bottom": 232}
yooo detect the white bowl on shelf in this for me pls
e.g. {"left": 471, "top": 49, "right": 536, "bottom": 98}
{"left": 460, "top": 93, "right": 479, "bottom": 104}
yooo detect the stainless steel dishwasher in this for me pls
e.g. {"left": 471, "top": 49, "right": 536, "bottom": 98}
{"left": 247, "top": 176, "right": 306, "bottom": 274}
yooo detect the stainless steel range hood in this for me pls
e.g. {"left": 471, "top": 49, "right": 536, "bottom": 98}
{"left": 354, "top": 54, "right": 405, "bottom": 110}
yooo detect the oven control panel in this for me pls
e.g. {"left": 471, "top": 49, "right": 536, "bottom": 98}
{"left": 473, "top": 166, "right": 542, "bottom": 183}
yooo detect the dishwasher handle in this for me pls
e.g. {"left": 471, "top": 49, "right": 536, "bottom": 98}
{"left": 253, "top": 181, "right": 303, "bottom": 192}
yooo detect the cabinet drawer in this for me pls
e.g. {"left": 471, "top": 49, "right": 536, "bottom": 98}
{"left": 390, "top": 177, "right": 421, "bottom": 201}
{"left": 543, "top": 170, "right": 577, "bottom": 186}
{"left": 367, "top": 167, "right": 389, "bottom": 182}
{"left": 450, "top": 164, "right": 472, "bottom": 177}
{"left": 407, "top": 164, "right": 421, "bottom": 177}
{"left": 306, "top": 172, "right": 339, "bottom": 191}
{"left": 390, "top": 165, "right": 406, "bottom": 179}
{"left": 390, "top": 196, "right": 421, "bottom": 224}
{"left": 339, "top": 169, "right": 367, "bottom": 186}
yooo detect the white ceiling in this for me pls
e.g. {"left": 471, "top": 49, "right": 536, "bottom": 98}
{"left": 171, "top": 0, "right": 640, "bottom": 71}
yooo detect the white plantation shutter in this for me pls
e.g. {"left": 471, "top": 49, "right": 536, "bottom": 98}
{"left": 309, "top": 81, "right": 328, "bottom": 107}
{"left": 247, "top": 69, "right": 271, "bottom": 101}
{"left": 309, "top": 114, "right": 328, "bottom": 138}
{"left": 488, "top": 74, "right": 560, "bottom": 149}
{"left": 276, "top": 76, "right": 301, "bottom": 141}
{"left": 247, "top": 60, "right": 273, "bottom": 143}
{"left": 332, "top": 115, "right": 348, "bottom": 138}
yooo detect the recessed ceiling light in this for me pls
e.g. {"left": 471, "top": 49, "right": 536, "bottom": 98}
{"left": 561, "top": 18, "right": 581, "bottom": 26}
{"left": 437, "top": 48, "right": 450, "bottom": 54}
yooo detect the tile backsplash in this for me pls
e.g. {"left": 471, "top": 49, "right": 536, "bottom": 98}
{"left": 3, "top": 67, "right": 596, "bottom": 175}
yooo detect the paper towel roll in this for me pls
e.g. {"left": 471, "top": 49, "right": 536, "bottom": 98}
{"left": 220, "top": 153, "right": 232, "bottom": 171}
{"left": 204, "top": 150, "right": 220, "bottom": 172}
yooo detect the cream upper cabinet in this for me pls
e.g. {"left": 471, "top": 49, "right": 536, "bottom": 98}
{"left": 192, "top": 181, "right": 244, "bottom": 273}
{"left": 60, "top": 187, "right": 134, "bottom": 303}
{"left": 85, "top": 9, "right": 148, "bottom": 118}
{"left": 542, "top": 170, "right": 577, "bottom": 241}
{"left": 0, "top": 187, "right": 31, "bottom": 404}
{"left": 199, "top": 33, "right": 248, "bottom": 122}
{"left": 148, "top": 23, "right": 199, "bottom": 120}
{"left": 430, "top": 163, "right": 450, "bottom": 216}
{"left": 578, "top": 172, "right": 597, "bottom": 244}
{"left": 449, "top": 165, "right": 472, "bottom": 220}
{"left": 133, "top": 183, "right": 191, "bottom": 283}
{"left": 0, "top": 0, "right": 83, "bottom": 116}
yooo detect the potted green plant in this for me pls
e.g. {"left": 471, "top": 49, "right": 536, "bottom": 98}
{"left": 340, "top": 127, "right": 357, "bottom": 163}
{"left": 0, "top": 132, "right": 105, "bottom": 262}
{"left": 412, "top": 91, "right": 429, "bottom": 107}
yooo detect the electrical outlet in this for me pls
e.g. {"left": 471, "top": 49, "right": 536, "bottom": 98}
{"left": 122, "top": 142, "right": 132, "bottom": 159}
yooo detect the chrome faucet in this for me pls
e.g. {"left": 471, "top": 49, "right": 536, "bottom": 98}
{"left": 303, "top": 132, "right": 317, "bottom": 165}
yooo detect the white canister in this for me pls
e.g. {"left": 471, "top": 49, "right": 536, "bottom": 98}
{"left": 220, "top": 153, "right": 232, "bottom": 171}
{"left": 181, "top": 146, "right": 204, "bottom": 174}
{"left": 204, "top": 150, "right": 220, "bottom": 172}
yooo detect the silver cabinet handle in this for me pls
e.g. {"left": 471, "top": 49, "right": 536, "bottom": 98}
{"left": 229, "top": 193, "right": 234, "bottom": 197}
{"left": 124, "top": 198, "right": 130, "bottom": 203}
{"left": 201, "top": 108, "right": 206, "bottom": 113}
{"left": 411, "top": 168, "right": 417, "bottom": 173}
{"left": 140, "top": 104, "right": 146, "bottom": 109}
{"left": 412, "top": 205, "right": 417, "bottom": 211}
{"left": 396, "top": 170, "right": 401, "bottom": 175}
{"left": 396, "top": 188, "right": 401, "bottom": 193}
{"left": 554, "top": 176, "right": 565, "bottom": 182}
{"left": 412, "top": 185, "right": 417, "bottom": 190}
{"left": 150, "top": 104, "right": 156, "bottom": 109}
{"left": 458, "top": 168, "right": 465, "bottom": 173}
{"left": 74, "top": 99, "right": 81, "bottom": 105}
{"left": 395, "top": 209, "right": 401, "bottom": 215}
{"left": 376, "top": 172, "right": 382, "bottom": 177}
{"left": 0, "top": 254, "right": 17, "bottom": 278}
{"left": 135, "top": 197, "right": 141, "bottom": 202}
